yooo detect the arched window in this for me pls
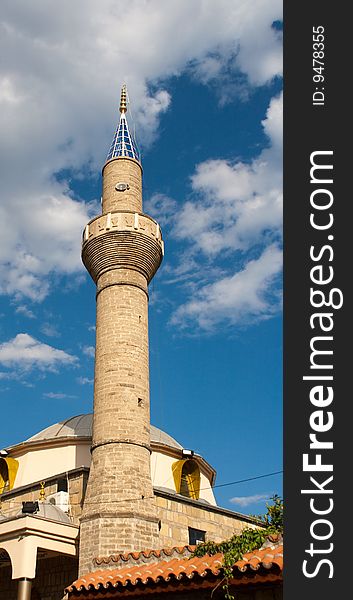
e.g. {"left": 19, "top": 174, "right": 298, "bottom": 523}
{"left": 0, "top": 460, "right": 8, "bottom": 494}
{"left": 172, "top": 459, "right": 200, "bottom": 500}
{"left": 0, "top": 457, "right": 19, "bottom": 495}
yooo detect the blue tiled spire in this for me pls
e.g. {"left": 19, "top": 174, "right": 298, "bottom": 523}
{"left": 106, "top": 84, "right": 140, "bottom": 163}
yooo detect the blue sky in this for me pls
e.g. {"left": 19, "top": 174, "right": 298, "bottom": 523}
{"left": 0, "top": 0, "right": 282, "bottom": 514}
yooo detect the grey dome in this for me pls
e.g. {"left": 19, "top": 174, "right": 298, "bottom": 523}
{"left": 17, "top": 502, "right": 71, "bottom": 524}
{"left": 36, "top": 502, "right": 71, "bottom": 523}
{"left": 26, "top": 414, "right": 92, "bottom": 442}
{"left": 25, "top": 414, "right": 182, "bottom": 450}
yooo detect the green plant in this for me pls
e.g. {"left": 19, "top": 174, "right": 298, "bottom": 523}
{"left": 252, "top": 494, "right": 283, "bottom": 532}
{"left": 192, "top": 495, "right": 283, "bottom": 600}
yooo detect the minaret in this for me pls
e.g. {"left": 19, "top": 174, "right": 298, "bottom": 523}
{"left": 79, "top": 85, "right": 163, "bottom": 575}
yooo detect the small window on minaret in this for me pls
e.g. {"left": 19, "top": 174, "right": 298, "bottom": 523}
{"left": 138, "top": 398, "right": 144, "bottom": 407}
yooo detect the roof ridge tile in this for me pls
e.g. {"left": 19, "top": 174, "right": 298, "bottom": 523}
{"left": 66, "top": 545, "right": 283, "bottom": 595}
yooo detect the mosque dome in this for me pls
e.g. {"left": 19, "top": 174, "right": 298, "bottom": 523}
{"left": 24, "top": 414, "right": 183, "bottom": 451}
{"left": 6, "top": 414, "right": 216, "bottom": 506}
{"left": 16, "top": 501, "right": 71, "bottom": 524}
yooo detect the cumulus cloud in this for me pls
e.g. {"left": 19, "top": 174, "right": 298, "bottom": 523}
{"left": 41, "top": 322, "right": 60, "bottom": 338}
{"left": 15, "top": 305, "right": 36, "bottom": 319}
{"left": 0, "top": 0, "right": 282, "bottom": 302}
{"left": 0, "top": 372, "right": 11, "bottom": 380}
{"left": 230, "top": 493, "right": 270, "bottom": 507}
{"left": 0, "top": 333, "right": 77, "bottom": 373}
{"left": 77, "top": 376, "right": 93, "bottom": 385}
{"left": 144, "top": 194, "right": 178, "bottom": 227}
{"left": 82, "top": 346, "right": 95, "bottom": 358}
{"left": 171, "top": 245, "right": 282, "bottom": 330}
{"left": 0, "top": 188, "right": 98, "bottom": 301}
{"left": 169, "top": 93, "right": 282, "bottom": 330}
{"left": 173, "top": 92, "right": 282, "bottom": 256}
{"left": 43, "top": 392, "right": 77, "bottom": 399}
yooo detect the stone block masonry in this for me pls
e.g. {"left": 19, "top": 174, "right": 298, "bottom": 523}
{"left": 79, "top": 152, "right": 163, "bottom": 575}
{"left": 155, "top": 492, "right": 258, "bottom": 548}
{"left": 102, "top": 158, "right": 142, "bottom": 213}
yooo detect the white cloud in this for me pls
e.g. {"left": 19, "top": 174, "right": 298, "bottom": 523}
{"left": 15, "top": 305, "right": 36, "bottom": 319}
{"left": 77, "top": 376, "right": 93, "bottom": 385}
{"left": 0, "top": 372, "right": 11, "bottom": 380}
{"left": 0, "top": 0, "right": 282, "bottom": 302}
{"left": 173, "top": 93, "right": 282, "bottom": 256}
{"left": 43, "top": 392, "right": 77, "bottom": 399}
{"left": 41, "top": 323, "right": 60, "bottom": 338}
{"left": 0, "top": 333, "right": 77, "bottom": 373}
{"left": 169, "top": 93, "right": 282, "bottom": 330}
{"left": 171, "top": 245, "right": 282, "bottom": 330}
{"left": 230, "top": 493, "right": 270, "bottom": 507}
{"left": 83, "top": 346, "right": 95, "bottom": 358}
{"left": 144, "top": 194, "right": 178, "bottom": 227}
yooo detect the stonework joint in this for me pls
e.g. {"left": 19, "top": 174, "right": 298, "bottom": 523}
{"left": 90, "top": 439, "right": 152, "bottom": 453}
{"left": 96, "top": 280, "right": 149, "bottom": 300}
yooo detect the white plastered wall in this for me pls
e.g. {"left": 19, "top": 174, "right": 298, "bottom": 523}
{"left": 0, "top": 516, "right": 78, "bottom": 579}
{"left": 150, "top": 452, "right": 216, "bottom": 505}
{"left": 13, "top": 444, "right": 91, "bottom": 488}
{"left": 12, "top": 441, "right": 216, "bottom": 505}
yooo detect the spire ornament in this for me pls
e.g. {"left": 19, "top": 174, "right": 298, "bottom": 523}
{"left": 106, "top": 84, "right": 140, "bottom": 163}
{"left": 39, "top": 481, "right": 46, "bottom": 502}
{"left": 119, "top": 83, "right": 127, "bottom": 113}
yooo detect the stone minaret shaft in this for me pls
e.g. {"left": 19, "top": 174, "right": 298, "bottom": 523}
{"left": 79, "top": 86, "right": 163, "bottom": 575}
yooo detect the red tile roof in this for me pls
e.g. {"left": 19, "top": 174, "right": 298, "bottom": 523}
{"left": 66, "top": 545, "right": 283, "bottom": 596}
{"left": 95, "top": 545, "right": 196, "bottom": 566}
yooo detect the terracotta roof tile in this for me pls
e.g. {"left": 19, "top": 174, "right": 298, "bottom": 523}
{"left": 66, "top": 545, "right": 283, "bottom": 595}
{"left": 95, "top": 545, "right": 195, "bottom": 566}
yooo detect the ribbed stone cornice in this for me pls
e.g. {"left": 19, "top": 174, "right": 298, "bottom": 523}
{"left": 81, "top": 211, "right": 163, "bottom": 284}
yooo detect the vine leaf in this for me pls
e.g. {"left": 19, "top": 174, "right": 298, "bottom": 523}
{"left": 192, "top": 495, "right": 283, "bottom": 600}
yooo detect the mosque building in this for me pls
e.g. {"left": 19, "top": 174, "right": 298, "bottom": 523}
{"left": 0, "top": 87, "right": 283, "bottom": 600}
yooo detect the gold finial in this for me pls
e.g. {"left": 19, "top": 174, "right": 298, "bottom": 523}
{"left": 39, "top": 481, "right": 46, "bottom": 502}
{"left": 120, "top": 84, "right": 127, "bottom": 113}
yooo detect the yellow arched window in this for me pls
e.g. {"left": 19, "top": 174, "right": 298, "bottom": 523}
{"left": 172, "top": 459, "right": 200, "bottom": 500}
{"left": 0, "top": 457, "right": 19, "bottom": 495}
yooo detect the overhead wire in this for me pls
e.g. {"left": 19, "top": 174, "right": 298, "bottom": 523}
{"left": 0, "top": 469, "right": 283, "bottom": 506}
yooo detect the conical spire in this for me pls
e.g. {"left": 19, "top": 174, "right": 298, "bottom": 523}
{"left": 106, "top": 84, "right": 140, "bottom": 163}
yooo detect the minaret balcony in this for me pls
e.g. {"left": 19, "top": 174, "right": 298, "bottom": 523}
{"left": 81, "top": 211, "right": 164, "bottom": 284}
